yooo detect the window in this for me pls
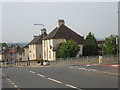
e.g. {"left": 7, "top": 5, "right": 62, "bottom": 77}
{"left": 19, "top": 53, "right": 22, "bottom": 55}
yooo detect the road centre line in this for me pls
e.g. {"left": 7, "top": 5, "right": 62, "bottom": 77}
{"left": 66, "top": 84, "right": 78, "bottom": 89}
{"left": 9, "top": 80, "right": 12, "bottom": 83}
{"left": 37, "top": 74, "right": 45, "bottom": 77}
{"left": 47, "top": 78, "right": 62, "bottom": 84}
{"left": 30, "top": 71, "right": 35, "bottom": 73}
{"left": 11, "top": 83, "right": 15, "bottom": 85}
{"left": 2, "top": 73, "right": 5, "bottom": 76}
{"left": 14, "top": 85, "right": 18, "bottom": 88}
{"left": 28, "top": 70, "right": 80, "bottom": 89}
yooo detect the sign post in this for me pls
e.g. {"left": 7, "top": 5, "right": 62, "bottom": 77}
{"left": 99, "top": 56, "right": 103, "bottom": 63}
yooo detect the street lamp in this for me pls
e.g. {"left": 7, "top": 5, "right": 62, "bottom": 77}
{"left": 34, "top": 24, "right": 44, "bottom": 29}
{"left": 34, "top": 24, "right": 46, "bottom": 61}
{"left": 116, "top": 37, "right": 119, "bottom": 61}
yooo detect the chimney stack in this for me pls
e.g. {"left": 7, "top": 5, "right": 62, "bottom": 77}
{"left": 34, "top": 36, "right": 38, "bottom": 38}
{"left": 41, "top": 28, "right": 46, "bottom": 35}
{"left": 57, "top": 19, "right": 65, "bottom": 28}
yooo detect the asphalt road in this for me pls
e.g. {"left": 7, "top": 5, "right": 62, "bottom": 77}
{"left": 2, "top": 64, "right": 119, "bottom": 89}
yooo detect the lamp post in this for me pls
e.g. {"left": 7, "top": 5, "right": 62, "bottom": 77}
{"left": 34, "top": 24, "right": 44, "bottom": 29}
{"left": 116, "top": 37, "right": 119, "bottom": 61}
{"left": 34, "top": 24, "right": 45, "bottom": 61}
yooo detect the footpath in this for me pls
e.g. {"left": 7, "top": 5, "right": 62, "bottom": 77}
{"left": 68, "top": 62, "right": 119, "bottom": 76}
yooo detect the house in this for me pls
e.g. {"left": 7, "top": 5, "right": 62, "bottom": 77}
{"left": 23, "top": 44, "right": 29, "bottom": 61}
{"left": 25, "top": 28, "right": 47, "bottom": 61}
{"left": 7, "top": 45, "right": 24, "bottom": 64}
{"left": 7, "top": 45, "right": 18, "bottom": 64}
{"left": 16, "top": 46, "right": 24, "bottom": 61}
{"left": 42, "top": 19, "right": 85, "bottom": 61}
{"left": 0, "top": 49, "right": 8, "bottom": 62}
{"left": 0, "top": 43, "right": 8, "bottom": 62}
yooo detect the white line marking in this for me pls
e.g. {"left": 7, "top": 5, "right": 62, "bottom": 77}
{"left": 9, "top": 80, "right": 12, "bottom": 83}
{"left": 37, "top": 74, "right": 45, "bottom": 77}
{"left": 11, "top": 83, "right": 15, "bottom": 85}
{"left": 78, "top": 68, "right": 82, "bottom": 69}
{"left": 2, "top": 73, "right": 5, "bottom": 76}
{"left": 30, "top": 71, "right": 35, "bottom": 74}
{"left": 6, "top": 78, "right": 10, "bottom": 81}
{"left": 48, "top": 78, "right": 62, "bottom": 84}
{"left": 75, "top": 66, "right": 78, "bottom": 68}
{"left": 92, "top": 69, "right": 97, "bottom": 72}
{"left": 111, "top": 65, "right": 118, "bottom": 67}
{"left": 14, "top": 85, "right": 18, "bottom": 88}
{"left": 70, "top": 67, "right": 74, "bottom": 68}
{"left": 86, "top": 65, "right": 90, "bottom": 66}
{"left": 66, "top": 84, "right": 77, "bottom": 88}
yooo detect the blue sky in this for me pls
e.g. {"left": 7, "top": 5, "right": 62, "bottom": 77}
{"left": 2, "top": 2, "right": 118, "bottom": 43}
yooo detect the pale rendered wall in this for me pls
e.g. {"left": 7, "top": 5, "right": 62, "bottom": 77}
{"left": 23, "top": 47, "right": 29, "bottom": 61}
{"left": 36, "top": 44, "right": 42, "bottom": 59}
{"left": 29, "top": 44, "right": 42, "bottom": 60}
{"left": 43, "top": 39, "right": 65, "bottom": 61}
{"left": 0, "top": 55, "right": 2, "bottom": 61}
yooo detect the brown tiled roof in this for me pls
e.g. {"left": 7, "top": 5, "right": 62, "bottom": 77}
{"left": 24, "top": 44, "right": 29, "bottom": 48}
{"left": 17, "top": 47, "right": 24, "bottom": 53}
{"left": 24, "top": 32, "right": 47, "bottom": 48}
{"left": 44, "top": 24, "right": 84, "bottom": 44}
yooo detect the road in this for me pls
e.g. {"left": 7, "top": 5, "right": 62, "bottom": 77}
{"left": 2, "top": 64, "right": 119, "bottom": 89}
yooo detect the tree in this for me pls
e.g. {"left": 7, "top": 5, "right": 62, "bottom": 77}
{"left": 104, "top": 35, "right": 117, "bottom": 55}
{"left": 83, "top": 32, "right": 98, "bottom": 56}
{"left": 0, "top": 43, "right": 8, "bottom": 50}
{"left": 56, "top": 40, "right": 80, "bottom": 58}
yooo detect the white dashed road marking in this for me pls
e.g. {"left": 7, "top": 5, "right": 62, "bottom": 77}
{"left": 14, "top": 85, "right": 18, "bottom": 88}
{"left": 70, "top": 67, "right": 74, "bottom": 68}
{"left": 66, "top": 84, "right": 78, "bottom": 89}
{"left": 48, "top": 78, "right": 62, "bottom": 84}
{"left": 30, "top": 71, "right": 35, "bottom": 73}
{"left": 111, "top": 65, "right": 119, "bottom": 67}
{"left": 37, "top": 74, "right": 45, "bottom": 77}
{"left": 28, "top": 70, "right": 81, "bottom": 89}
{"left": 11, "top": 83, "right": 15, "bottom": 85}
{"left": 86, "top": 65, "right": 90, "bottom": 66}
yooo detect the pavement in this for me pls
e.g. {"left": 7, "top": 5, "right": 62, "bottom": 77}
{"left": 1, "top": 63, "right": 119, "bottom": 89}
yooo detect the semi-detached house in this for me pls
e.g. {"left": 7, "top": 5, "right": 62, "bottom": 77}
{"left": 42, "top": 19, "right": 85, "bottom": 61}
{"left": 24, "top": 29, "right": 47, "bottom": 61}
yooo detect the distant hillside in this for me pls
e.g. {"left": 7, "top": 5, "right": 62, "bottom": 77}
{"left": 7, "top": 42, "right": 28, "bottom": 47}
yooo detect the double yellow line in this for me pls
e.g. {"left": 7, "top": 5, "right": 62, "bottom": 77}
{"left": 2, "top": 73, "right": 21, "bottom": 90}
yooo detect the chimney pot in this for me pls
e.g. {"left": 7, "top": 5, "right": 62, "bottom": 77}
{"left": 41, "top": 28, "right": 46, "bottom": 35}
{"left": 34, "top": 36, "right": 38, "bottom": 38}
{"left": 57, "top": 19, "right": 65, "bottom": 28}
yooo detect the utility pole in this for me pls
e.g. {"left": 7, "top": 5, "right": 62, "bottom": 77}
{"left": 34, "top": 24, "right": 45, "bottom": 61}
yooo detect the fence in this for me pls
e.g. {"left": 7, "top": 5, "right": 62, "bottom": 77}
{"left": 15, "top": 55, "right": 118, "bottom": 66}
{"left": 50, "top": 55, "right": 118, "bottom": 66}
{"left": 15, "top": 60, "right": 40, "bottom": 66}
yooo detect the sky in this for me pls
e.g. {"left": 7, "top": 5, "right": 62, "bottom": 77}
{"left": 0, "top": 2, "right": 2, "bottom": 43}
{"left": 1, "top": 2, "right": 118, "bottom": 43}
